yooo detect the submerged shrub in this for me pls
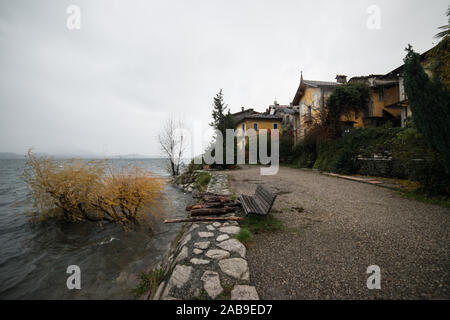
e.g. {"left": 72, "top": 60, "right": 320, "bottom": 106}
{"left": 22, "top": 151, "right": 165, "bottom": 229}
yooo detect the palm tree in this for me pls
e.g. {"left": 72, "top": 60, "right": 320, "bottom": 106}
{"left": 435, "top": 6, "right": 450, "bottom": 39}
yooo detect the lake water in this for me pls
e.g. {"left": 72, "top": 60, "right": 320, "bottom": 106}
{"left": 0, "top": 159, "right": 193, "bottom": 299}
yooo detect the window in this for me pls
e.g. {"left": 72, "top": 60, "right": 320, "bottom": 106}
{"left": 241, "top": 123, "right": 245, "bottom": 132}
{"left": 313, "top": 94, "right": 319, "bottom": 109}
{"left": 273, "top": 123, "right": 278, "bottom": 129}
{"left": 368, "top": 101, "right": 374, "bottom": 117}
{"left": 253, "top": 123, "right": 258, "bottom": 131}
{"left": 378, "top": 88, "right": 384, "bottom": 101}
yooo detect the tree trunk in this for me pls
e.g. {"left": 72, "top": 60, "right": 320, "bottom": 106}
{"left": 164, "top": 216, "right": 243, "bottom": 223}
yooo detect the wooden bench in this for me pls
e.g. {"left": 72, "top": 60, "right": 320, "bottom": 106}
{"left": 239, "top": 184, "right": 277, "bottom": 215}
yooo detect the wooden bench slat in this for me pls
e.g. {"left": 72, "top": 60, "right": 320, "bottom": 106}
{"left": 255, "top": 196, "right": 269, "bottom": 212}
{"left": 240, "top": 184, "right": 277, "bottom": 215}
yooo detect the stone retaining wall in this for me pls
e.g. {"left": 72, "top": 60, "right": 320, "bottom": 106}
{"left": 150, "top": 172, "right": 259, "bottom": 300}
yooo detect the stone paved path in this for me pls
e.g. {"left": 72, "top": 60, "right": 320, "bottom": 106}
{"left": 206, "top": 172, "right": 230, "bottom": 195}
{"left": 153, "top": 172, "right": 258, "bottom": 300}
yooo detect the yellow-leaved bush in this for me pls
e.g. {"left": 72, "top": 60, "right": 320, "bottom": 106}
{"left": 23, "top": 150, "right": 165, "bottom": 230}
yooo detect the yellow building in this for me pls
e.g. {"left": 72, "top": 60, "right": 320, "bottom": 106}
{"left": 291, "top": 74, "right": 344, "bottom": 144}
{"left": 291, "top": 73, "right": 408, "bottom": 144}
{"left": 290, "top": 47, "right": 439, "bottom": 143}
{"left": 231, "top": 108, "right": 282, "bottom": 149}
{"left": 348, "top": 75, "right": 402, "bottom": 127}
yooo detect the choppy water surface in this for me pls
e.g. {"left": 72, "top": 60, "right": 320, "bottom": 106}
{"left": 0, "top": 159, "right": 192, "bottom": 299}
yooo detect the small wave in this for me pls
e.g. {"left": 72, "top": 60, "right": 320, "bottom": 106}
{"left": 98, "top": 237, "right": 120, "bottom": 245}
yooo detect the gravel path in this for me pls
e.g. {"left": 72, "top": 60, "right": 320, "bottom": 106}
{"left": 227, "top": 166, "right": 450, "bottom": 299}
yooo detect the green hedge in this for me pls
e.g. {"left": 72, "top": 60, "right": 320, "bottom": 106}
{"left": 290, "top": 126, "right": 449, "bottom": 195}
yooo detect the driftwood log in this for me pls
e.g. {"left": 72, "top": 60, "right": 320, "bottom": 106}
{"left": 194, "top": 192, "right": 223, "bottom": 198}
{"left": 190, "top": 207, "right": 235, "bottom": 216}
{"left": 164, "top": 216, "right": 243, "bottom": 224}
{"left": 186, "top": 202, "right": 240, "bottom": 211}
{"left": 201, "top": 195, "right": 232, "bottom": 203}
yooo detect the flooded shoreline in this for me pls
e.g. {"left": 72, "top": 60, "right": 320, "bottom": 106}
{"left": 0, "top": 159, "right": 192, "bottom": 299}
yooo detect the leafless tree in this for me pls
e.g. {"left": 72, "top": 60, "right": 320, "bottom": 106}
{"left": 158, "top": 118, "right": 186, "bottom": 177}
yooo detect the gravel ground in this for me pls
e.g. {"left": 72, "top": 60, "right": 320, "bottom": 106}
{"left": 226, "top": 165, "right": 450, "bottom": 299}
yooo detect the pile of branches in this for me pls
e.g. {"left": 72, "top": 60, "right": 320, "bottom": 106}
{"left": 187, "top": 192, "right": 241, "bottom": 216}
{"left": 164, "top": 192, "right": 242, "bottom": 223}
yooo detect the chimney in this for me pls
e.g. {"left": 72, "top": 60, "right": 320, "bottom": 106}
{"left": 241, "top": 107, "right": 244, "bottom": 112}
{"left": 335, "top": 75, "right": 347, "bottom": 84}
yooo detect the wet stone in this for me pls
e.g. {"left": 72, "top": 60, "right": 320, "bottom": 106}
{"left": 218, "top": 258, "right": 248, "bottom": 280}
{"left": 217, "top": 239, "right": 246, "bottom": 258}
{"left": 205, "top": 249, "right": 230, "bottom": 260}
{"left": 198, "top": 232, "right": 214, "bottom": 238}
{"left": 180, "top": 233, "right": 192, "bottom": 247}
{"left": 219, "top": 226, "right": 240, "bottom": 234}
{"left": 194, "top": 241, "right": 210, "bottom": 250}
{"left": 231, "top": 285, "right": 259, "bottom": 300}
{"left": 189, "top": 224, "right": 200, "bottom": 233}
{"left": 153, "top": 281, "right": 165, "bottom": 300}
{"left": 190, "top": 258, "right": 210, "bottom": 265}
{"left": 216, "top": 234, "right": 230, "bottom": 242}
{"left": 201, "top": 271, "right": 223, "bottom": 299}
{"left": 168, "top": 265, "right": 192, "bottom": 288}
{"left": 175, "top": 246, "right": 188, "bottom": 263}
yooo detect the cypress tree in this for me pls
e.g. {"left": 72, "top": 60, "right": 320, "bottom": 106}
{"left": 209, "top": 89, "right": 235, "bottom": 167}
{"left": 403, "top": 45, "right": 450, "bottom": 168}
{"left": 210, "top": 89, "right": 228, "bottom": 136}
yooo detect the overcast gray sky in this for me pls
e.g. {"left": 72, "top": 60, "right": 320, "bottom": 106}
{"left": 0, "top": 0, "right": 448, "bottom": 156}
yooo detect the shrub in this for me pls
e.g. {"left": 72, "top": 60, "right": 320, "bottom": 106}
{"left": 187, "top": 157, "right": 203, "bottom": 173}
{"left": 132, "top": 268, "right": 165, "bottom": 298}
{"left": 332, "top": 147, "right": 357, "bottom": 174}
{"left": 195, "top": 172, "right": 211, "bottom": 191}
{"left": 291, "top": 142, "right": 316, "bottom": 168}
{"left": 309, "top": 126, "right": 449, "bottom": 196}
{"left": 22, "top": 151, "right": 165, "bottom": 229}
{"left": 326, "top": 83, "right": 370, "bottom": 123}
{"left": 241, "top": 214, "right": 284, "bottom": 234}
{"left": 279, "top": 128, "right": 294, "bottom": 162}
{"left": 290, "top": 124, "right": 338, "bottom": 168}
{"left": 408, "top": 158, "right": 450, "bottom": 195}
{"left": 235, "top": 228, "right": 253, "bottom": 245}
